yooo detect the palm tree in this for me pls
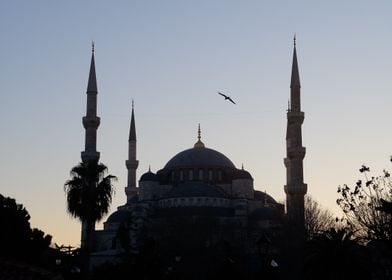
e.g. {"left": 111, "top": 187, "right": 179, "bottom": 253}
{"left": 64, "top": 161, "right": 117, "bottom": 272}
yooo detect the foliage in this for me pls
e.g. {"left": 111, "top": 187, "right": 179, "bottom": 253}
{"left": 336, "top": 161, "right": 392, "bottom": 278}
{"left": 305, "top": 227, "right": 372, "bottom": 280}
{"left": 337, "top": 164, "right": 392, "bottom": 242}
{"left": 64, "top": 160, "right": 117, "bottom": 276}
{"left": 29, "top": 228, "right": 52, "bottom": 256}
{"left": 0, "top": 194, "right": 52, "bottom": 262}
{"left": 0, "top": 194, "right": 31, "bottom": 256}
{"left": 304, "top": 195, "right": 335, "bottom": 240}
{"left": 378, "top": 198, "right": 392, "bottom": 215}
{"left": 64, "top": 161, "right": 117, "bottom": 224}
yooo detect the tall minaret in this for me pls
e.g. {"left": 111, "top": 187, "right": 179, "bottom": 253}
{"left": 284, "top": 36, "right": 307, "bottom": 279}
{"left": 125, "top": 101, "right": 139, "bottom": 202}
{"left": 81, "top": 43, "right": 100, "bottom": 163}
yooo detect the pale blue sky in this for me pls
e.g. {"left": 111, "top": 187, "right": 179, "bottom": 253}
{"left": 1, "top": 1, "right": 391, "bottom": 246}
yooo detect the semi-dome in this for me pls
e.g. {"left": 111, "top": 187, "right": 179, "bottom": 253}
{"left": 164, "top": 146, "right": 236, "bottom": 169}
{"left": 254, "top": 191, "right": 278, "bottom": 204}
{"left": 106, "top": 210, "right": 133, "bottom": 223}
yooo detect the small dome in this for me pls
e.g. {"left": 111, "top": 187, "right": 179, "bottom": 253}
{"left": 164, "top": 147, "right": 235, "bottom": 169}
{"left": 254, "top": 191, "right": 278, "bottom": 204}
{"left": 164, "top": 182, "right": 227, "bottom": 198}
{"left": 233, "top": 169, "right": 253, "bottom": 180}
{"left": 140, "top": 171, "right": 158, "bottom": 182}
{"left": 106, "top": 210, "right": 133, "bottom": 223}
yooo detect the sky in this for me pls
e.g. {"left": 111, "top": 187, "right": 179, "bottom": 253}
{"left": 1, "top": 1, "right": 391, "bottom": 247}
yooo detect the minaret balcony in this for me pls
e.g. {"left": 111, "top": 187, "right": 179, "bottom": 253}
{"left": 287, "top": 111, "right": 304, "bottom": 123}
{"left": 81, "top": 151, "right": 100, "bottom": 162}
{"left": 284, "top": 183, "right": 307, "bottom": 195}
{"left": 286, "top": 147, "right": 306, "bottom": 159}
{"left": 126, "top": 160, "right": 139, "bottom": 169}
{"left": 83, "top": 116, "right": 100, "bottom": 129}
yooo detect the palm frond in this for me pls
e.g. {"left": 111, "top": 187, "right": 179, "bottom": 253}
{"left": 64, "top": 161, "right": 117, "bottom": 223}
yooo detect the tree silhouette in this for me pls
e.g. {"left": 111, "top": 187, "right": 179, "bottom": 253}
{"left": 305, "top": 195, "right": 335, "bottom": 240}
{"left": 337, "top": 161, "right": 392, "bottom": 278}
{"left": 0, "top": 194, "right": 52, "bottom": 263}
{"left": 378, "top": 198, "right": 392, "bottom": 215}
{"left": 64, "top": 161, "right": 116, "bottom": 272}
{"left": 337, "top": 164, "right": 392, "bottom": 242}
{"left": 0, "top": 194, "right": 31, "bottom": 257}
{"left": 305, "top": 227, "right": 371, "bottom": 280}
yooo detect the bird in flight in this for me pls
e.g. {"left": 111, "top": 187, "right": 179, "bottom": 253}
{"left": 217, "top": 91, "right": 236, "bottom": 104}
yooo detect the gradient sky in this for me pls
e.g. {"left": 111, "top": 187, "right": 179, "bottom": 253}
{"left": 1, "top": 1, "right": 391, "bottom": 247}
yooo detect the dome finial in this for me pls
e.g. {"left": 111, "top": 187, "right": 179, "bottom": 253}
{"left": 148, "top": 165, "right": 151, "bottom": 172}
{"left": 194, "top": 123, "right": 205, "bottom": 148}
{"left": 92, "top": 41, "right": 95, "bottom": 53}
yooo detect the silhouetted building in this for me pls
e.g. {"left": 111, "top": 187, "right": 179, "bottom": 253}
{"left": 80, "top": 40, "right": 306, "bottom": 278}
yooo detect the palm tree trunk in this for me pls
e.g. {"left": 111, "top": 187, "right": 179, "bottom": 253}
{"left": 81, "top": 219, "right": 95, "bottom": 278}
{"left": 81, "top": 220, "right": 88, "bottom": 248}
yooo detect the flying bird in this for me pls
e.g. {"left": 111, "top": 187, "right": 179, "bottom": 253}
{"left": 217, "top": 91, "right": 236, "bottom": 104}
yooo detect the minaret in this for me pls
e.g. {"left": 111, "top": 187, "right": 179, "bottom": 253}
{"left": 284, "top": 36, "right": 307, "bottom": 221}
{"left": 284, "top": 36, "right": 307, "bottom": 279}
{"left": 81, "top": 43, "right": 100, "bottom": 163}
{"left": 125, "top": 100, "right": 139, "bottom": 202}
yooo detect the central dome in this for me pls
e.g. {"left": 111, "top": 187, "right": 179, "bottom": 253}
{"left": 164, "top": 146, "right": 236, "bottom": 169}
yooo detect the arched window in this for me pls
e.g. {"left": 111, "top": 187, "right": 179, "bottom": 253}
{"left": 180, "top": 170, "right": 184, "bottom": 181}
{"left": 208, "top": 170, "right": 213, "bottom": 181}
{"left": 199, "top": 169, "right": 203, "bottom": 180}
{"left": 171, "top": 171, "right": 175, "bottom": 181}
{"left": 189, "top": 169, "right": 193, "bottom": 180}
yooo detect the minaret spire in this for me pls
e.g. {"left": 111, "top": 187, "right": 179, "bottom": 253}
{"left": 81, "top": 45, "right": 100, "bottom": 162}
{"left": 194, "top": 123, "right": 205, "bottom": 148}
{"left": 87, "top": 43, "right": 98, "bottom": 94}
{"left": 284, "top": 37, "right": 307, "bottom": 280}
{"left": 125, "top": 101, "right": 139, "bottom": 203}
{"left": 290, "top": 35, "right": 301, "bottom": 108}
{"left": 129, "top": 100, "right": 136, "bottom": 141}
